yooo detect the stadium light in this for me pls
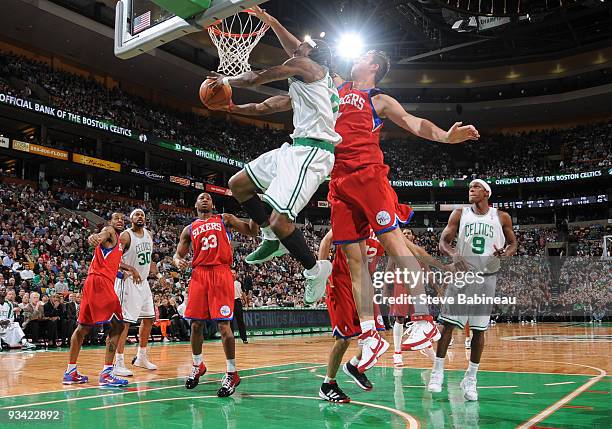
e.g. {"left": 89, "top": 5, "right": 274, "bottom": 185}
{"left": 304, "top": 35, "right": 312, "bottom": 43}
{"left": 320, "top": 31, "right": 326, "bottom": 38}
{"left": 337, "top": 33, "right": 363, "bottom": 59}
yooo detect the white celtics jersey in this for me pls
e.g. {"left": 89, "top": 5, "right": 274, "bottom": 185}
{"left": 288, "top": 72, "right": 342, "bottom": 145}
{"left": 456, "top": 206, "right": 505, "bottom": 274}
{"left": 123, "top": 228, "right": 153, "bottom": 281}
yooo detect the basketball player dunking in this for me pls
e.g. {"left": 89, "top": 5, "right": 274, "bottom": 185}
{"left": 238, "top": 6, "right": 480, "bottom": 371}
{"left": 207, "top": 11, "right": 340, "bottom": 305}
{"left": 112, "top": 209, "right": 159, "bottom": 377}
{"left": 173, "top": 193, "right": 258, "bottom": 397}
{"left": 428, "top": 180, "right": 517, "bottom": 401}
{"left": 62, "top": 212, "right": 128, "bottom": 387}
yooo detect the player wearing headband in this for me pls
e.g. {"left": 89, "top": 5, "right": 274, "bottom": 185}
{"left": 112, "top": 209, "right": 159, "bottom": 376}
{"left": 207, "top": 8, "right": 341, "bottom": 305}
{"left": 428, "top": 180, "right": 517, "bottom": 401}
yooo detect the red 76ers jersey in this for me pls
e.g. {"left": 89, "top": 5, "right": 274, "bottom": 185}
{"left": 190, "top": 215, "right": 233, "bottom": 267}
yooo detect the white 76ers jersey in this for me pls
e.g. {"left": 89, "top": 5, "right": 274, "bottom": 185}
{"left": 456, "top": 207, "right": 505, "bottom": 274}
{"left": 123, "top": 228, "right": 153, "bottom": 280}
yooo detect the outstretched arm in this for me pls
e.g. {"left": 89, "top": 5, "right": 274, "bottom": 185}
{"left": 222, "top": 213, "right": 259, "bottom": 237}
{"left": 373, "top": 94, "right": 480, "bottom": 144}
{"left": 87, "top": 225, "right": 113, "bottom": 247}
{"left": 208, "top": 57, "right": 307, "bottom": 89}
{"left": 173, "top": 226, "right": 191, "bottom": 271}
{"left": 227, "top": 95, "right": 292, "bottom": 115}
{"left": 404, "top": 238, "right": 449, "bottom": 271}
{"left": 251, "top": 6, "right": 301, "bottom": 58}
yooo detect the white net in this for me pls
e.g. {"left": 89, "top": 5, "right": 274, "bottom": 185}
{"left": 207, "top": 11, "right": 269, "bottom": 76}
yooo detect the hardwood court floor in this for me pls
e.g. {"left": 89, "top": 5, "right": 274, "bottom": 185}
{"left": 0, "top": 323, "right": 610, "bottom": 428}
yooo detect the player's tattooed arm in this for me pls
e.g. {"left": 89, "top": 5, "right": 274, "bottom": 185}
{"left": 173, "top": 225, "right": 191, "bottom": 271}
{"left": 495, "top": 211, "right": 518, "bottom": 258}
{"left": 439, "top": 209, "right": 468, "bottom": 271}
{"left": 251, "top": 6, "right": 301, "bottom": 58}
{"left": 318, "top": 230, "right": 334, "bottom": 260}
{"left": 229, "top": 95, "right": 292, "bottom": 116}
{"left": 373, "top": 94, "right": 480, "bottom": 144}
{"left": 87, "top": 226, "right": 113, "bottom": 248}
{"left": 222, "top": 213, "right": 259, "bottom": 237}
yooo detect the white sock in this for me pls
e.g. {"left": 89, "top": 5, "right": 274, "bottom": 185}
{"left": 304, "top": 262, "right": 320, "bottom": 277}
{"left": 137, "top": 346, "right": 146, "bottom": 357}
{"left": 433, "top": 357, "right": 445, "bottom": 373}
{"left": 324, "top": 376, "right": 333, "bottom": 383}
{"left": 466, "top": 361, "right": 479, "bottom": 379}
{"left": 193, "top": 354, "right": 203, "bottom": 366}
{"left": 226, "top": 359, "right": 236, "bottom": 373}
{"left": 360, "top": 320, "right": 375, "bottom": 333}
{"left": 115, "top": 353, "right": 124, "bottom": 365}
{"left": 393, "top": 321, "right": 403, "bottom": 352}
{"left": 103, "top": 364, "right": 113, "bottom": 372}
{"left": 66, "top": 363, "right": 77, "bottom": 373}
{"left": 261, "top": 226, "right": 277, "bottom": 241}
{"left": 349, "top": 356, "right": 359, "bottom": 366}
{"left": 21, "top": 337, "right": 28, "bottom": 345}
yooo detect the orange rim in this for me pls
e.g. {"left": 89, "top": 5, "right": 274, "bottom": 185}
{"left": 207, "top": 10, "right": 269, "bottom": 38}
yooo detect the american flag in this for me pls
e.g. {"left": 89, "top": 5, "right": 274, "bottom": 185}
{"left": 133, "top": 10, "right": 151, "bottom": 34}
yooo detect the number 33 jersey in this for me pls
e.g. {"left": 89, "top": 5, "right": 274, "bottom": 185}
{"left": 190, "top": 215, "right": 233, "bottom": 267}
{"left": 456, "top": 206, "right": 505, "bottom": 274}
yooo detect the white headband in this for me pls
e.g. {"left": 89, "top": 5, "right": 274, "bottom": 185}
{"left": 469, "top": 179, "right": 492, "bottom": 197}
{"left": 130, "top": 209, "right": 145, "bottom": 219}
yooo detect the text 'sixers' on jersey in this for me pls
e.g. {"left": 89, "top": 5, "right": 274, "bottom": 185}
{"left": 190, "top": 215, "right": 233, "bottom": 267}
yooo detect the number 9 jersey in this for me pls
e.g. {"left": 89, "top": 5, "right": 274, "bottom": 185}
{"left": 190, "top": 215, "right": 233, "bottom": 267}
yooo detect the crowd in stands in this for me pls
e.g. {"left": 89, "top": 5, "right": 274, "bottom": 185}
{"left": 1, "top": 51, "right": 611, "bottom": 182}
{"left": 0, "top": 178, "right": 609, "bottom": 348}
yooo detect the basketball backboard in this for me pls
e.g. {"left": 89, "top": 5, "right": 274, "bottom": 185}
{"left": 114, "top": 0, "right": 267, "bottom": 59}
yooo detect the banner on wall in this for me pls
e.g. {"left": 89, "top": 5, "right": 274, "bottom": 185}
{"left": 0, "top": 93, "right": 133, "bottom": 137}
{"left": 0, "top": 136, "right": 9, "bottom": 148}
{"left": 12, "top": 140, "right": 69, "bottom": 161}
{"left": 169, "top": 175, "right": 191, "bottom": 187}
{"left": 205, "top": 184, "right": 232, "bottom": 196}
{"left": 73, "top": 154, "right": 120, "bottom": 171}
{"left": 130, "top": 167, "right": 165, "bottom": 181}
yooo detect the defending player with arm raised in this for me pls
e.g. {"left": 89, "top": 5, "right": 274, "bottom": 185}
{"left": 247, "top": 6, "right": 480, "bottom": 372}
{"left": 206, "top": 16, "right": 342, "bottom": 307}
{"left": 64, "top": 212, "right": 130, "bottom": 387}
{"left": 428, "top": 179, "right": 517, "bottom": 401}
{"left": 173, "top": 193, "right": 257, "bottom": 397}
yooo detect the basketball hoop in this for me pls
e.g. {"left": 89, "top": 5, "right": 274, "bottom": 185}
{"left": 207, "top": 10, "right": 269, "bottom": 76}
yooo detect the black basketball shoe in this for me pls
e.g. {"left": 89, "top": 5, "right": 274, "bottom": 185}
{"left": 342, "top": 362, "right": 373, "bottom": 391}
{"left": 319, "top": 380, "right": 350, "bottom": 403}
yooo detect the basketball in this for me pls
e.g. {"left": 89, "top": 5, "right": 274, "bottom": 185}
{"left": 199, "top": 78, "right": 232, "bottom": 110}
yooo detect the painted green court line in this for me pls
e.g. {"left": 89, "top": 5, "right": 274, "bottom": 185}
{"left": 2, "top": 364, "right": 608, "bottom": 429}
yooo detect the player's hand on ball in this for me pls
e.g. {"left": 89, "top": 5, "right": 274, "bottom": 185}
{"left": 444, "top": 122, "right": 480, "bottom": 144}
{"left": 206, "top": 71, "right": 226, "bottom": 90}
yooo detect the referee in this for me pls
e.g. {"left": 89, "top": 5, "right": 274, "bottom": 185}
{"left": 232, "top": 270, "right": 248, "bottom": 344}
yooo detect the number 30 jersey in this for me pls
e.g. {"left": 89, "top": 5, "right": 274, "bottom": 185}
{"left": 456, "top": 207, "right": 505, "bottom": 274}
{"left": 122, "top": 228, "right": 153, "bottom": 281}
{"left": 190, "top": 215, "right": 233, "bottom": 267}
